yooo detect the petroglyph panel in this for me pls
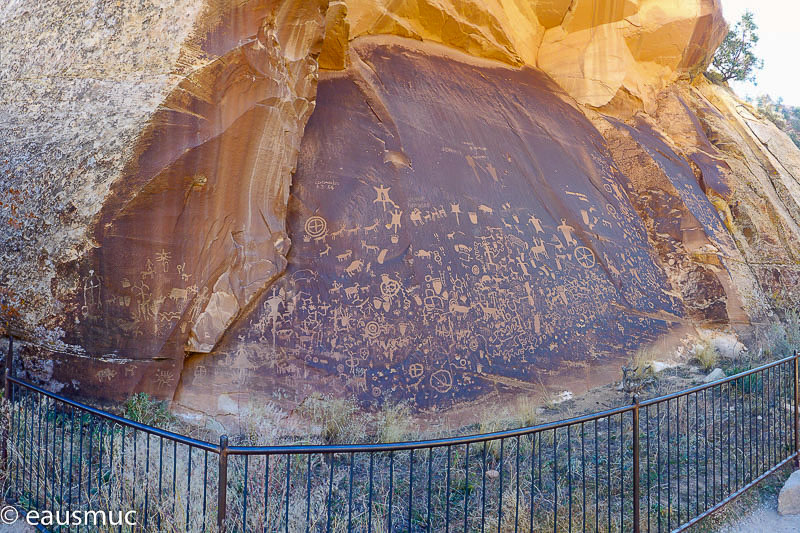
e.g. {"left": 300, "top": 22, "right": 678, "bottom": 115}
{"left": 190, "top": 41, "right": 684, "bottom": 410}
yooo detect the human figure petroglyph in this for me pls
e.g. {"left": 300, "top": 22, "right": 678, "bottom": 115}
{"left": 558, "top": 219, "right": 578, "bottom": 246}
{"left": 430, "top": 206, "right": 447, "bottom": 221}
{"left": 373, "top": 185, "right": 398, "bottom": 211}
{"left": 450, "top": 203, "right": 461, "bottom": 224}
{"left": 155, "top": 249, "right": 171, "bottom": 272}
{"left": 329, "top": 280, "right": 343, "bottom": 296}
{"left": 385, "top": 209, "right": 403, "bottom": 233}
{"left": 141, "top": 259, "right": 155, "bottom": 280}
{"left": 528, "top": 214, "right": 544, "bottom": 233}
{"left": 82, "top": 269, "right": 102, "bottom": 316}
{"left": 515, "top": 255, "right": 530, "bottom": 277}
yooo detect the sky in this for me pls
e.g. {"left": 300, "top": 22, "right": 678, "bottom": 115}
{"left": 721, "top": 0, "right": 800, "bottom": 106}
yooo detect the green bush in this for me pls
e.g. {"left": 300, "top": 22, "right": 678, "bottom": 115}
{"left": 123, "top": 392, "right": 174, "bottom": 428}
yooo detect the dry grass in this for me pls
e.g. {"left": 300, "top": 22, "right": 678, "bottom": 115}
{"left": 295, "top": 393, "right": 366, "bottom": 446}
{"left": 693, "top": 339, "right": 719, "bottom": 371}
{"left": 3, "top": 362, "right": 797, "bottom": 533}
{"left": 622, "top": 347, "right": 657, "bottom": 394}
{"left": 375, "top": 402, "right": 411, "bottom": 444}
{"left": 7, "top": 309, "right": 800, "bottom": 532}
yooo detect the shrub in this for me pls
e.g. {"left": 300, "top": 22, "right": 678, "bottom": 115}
{"left": 376, "top": 402, "right": 411, "bottom": 443}
{"left": 295, "top": 393, "right": 366, "bottom": 445}
{"left": 236, "top": 401, "right": 297, "bottom": 446}
{"left": 123, "top": 392, "right": 174, "bottom": 428}
{"left": 693, "top": 340, "right": 719, "bottom": 371}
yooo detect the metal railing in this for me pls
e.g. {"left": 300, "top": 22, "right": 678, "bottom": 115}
{"left": 2, "top": 334, "right": 799, "bottom": 532}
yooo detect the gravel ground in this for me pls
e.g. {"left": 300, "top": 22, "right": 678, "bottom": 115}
{"left": 716, "top": 499, "right": 800, "bottom": 533}
{"left": 0, "top": 519, "right": 33, "bottom": 532}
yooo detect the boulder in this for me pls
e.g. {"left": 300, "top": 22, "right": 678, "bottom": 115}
{"left": 779, "top": 470, "right": 800, "bottom": 516}
{"left": 703, "top": 368, "right": 725, "bottom": 383}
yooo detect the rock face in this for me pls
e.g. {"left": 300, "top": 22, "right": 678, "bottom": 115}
{"left": 74, "top": 0, "right": 330, "bottom": 399}
{"left": 2, "top": 0, "right": 800, "bottom": 420}
{"left": 179, "top": 39, "right": 681, "bottom": 411}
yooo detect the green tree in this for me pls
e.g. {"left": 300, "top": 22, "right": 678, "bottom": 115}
{"left": 755, "top": 94, "right": 800, "bottom": 149}
{"left": 711, "top": 11, "right": 764, "bottom": 83}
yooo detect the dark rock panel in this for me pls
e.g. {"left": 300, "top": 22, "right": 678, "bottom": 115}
{"left": 44, "top": 0, "right": 329, "bottom": 402}
{"left": 177, "top": 40, "right": 684, "bottom": 413}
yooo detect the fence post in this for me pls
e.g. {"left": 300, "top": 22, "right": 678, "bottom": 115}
{"left": 218, "top": 434, "right": 229, "bottom": 533}
{"left": 3, "top": 334, "right": 12, "bottom": 394}
{"left": 2, "top": 334, "right": 12, "bottom": 472}
{"left": 633, "top": 395, "right": 641, "bottom": 533}
{"left": 794, "top": 351, "right": 799, "bottom": 468}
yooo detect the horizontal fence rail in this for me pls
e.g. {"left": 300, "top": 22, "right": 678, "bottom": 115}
{"left": 2, "top": 336, "right": 799, "bottom": 532}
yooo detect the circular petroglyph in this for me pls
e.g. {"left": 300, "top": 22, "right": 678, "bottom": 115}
{"left": 380, "top": 277, "right": 401, "bottom": 298}
{"left": 364, "top": 321, "right": 381, "bottom": 339}
{"left": 304, "top": 216, "right": 327, "bottom": 238}
{"left": 574, "top": 246, "right": 596, "bottom": 269}
{"left": 430, "top": 369, "right": 453, "bottom": 393}
{"left": 408, "top": 363, "right": 424, "bottom": 379}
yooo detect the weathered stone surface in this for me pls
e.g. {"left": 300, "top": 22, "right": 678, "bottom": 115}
{"left": 779, "top": 470, "right": 800, "bottom": 516}
{"left": 3, "top": 0, "right": 800, "bottom": 421}
{"left": 176, "top": 39, "right": 683, "bottom": 413}
{"left": 341, "top": 0, "right": 727, "bottom": 107}
{"left": 2, "top": 0, "right": 330, "bottom": 401}
{"left": 0, "top": 0, "right": 206, "bottom": 332}
{"left": 539, "top": 0, "right": 727, "bottom": 109}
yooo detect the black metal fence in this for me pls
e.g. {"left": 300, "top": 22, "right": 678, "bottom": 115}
{"left": 2, "top": 335, "right": 799, "bottom": 532}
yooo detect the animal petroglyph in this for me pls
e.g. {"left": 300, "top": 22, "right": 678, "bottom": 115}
{"left": 361, "top": 241, "right": 380, "bottom": 255}
{"left": 344, "top": 260, "right": 365, "bottom": 276}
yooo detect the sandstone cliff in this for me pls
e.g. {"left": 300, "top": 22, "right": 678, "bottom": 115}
{"left": 2, "top": 0, "right": 799, "bottom": 420}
